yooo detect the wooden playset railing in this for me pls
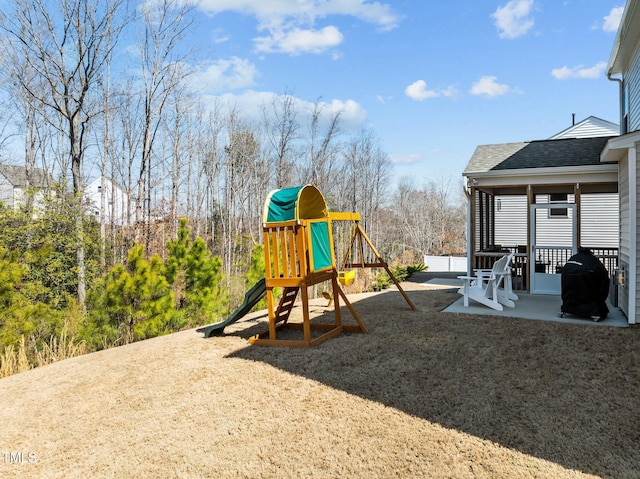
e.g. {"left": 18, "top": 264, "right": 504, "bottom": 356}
{"left": 263, "top": 220, "right": 306, "bottom": 285}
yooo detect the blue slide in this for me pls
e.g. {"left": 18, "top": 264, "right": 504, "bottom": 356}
{"left": 197, "top": 278, "right": 267, "bottom": 338}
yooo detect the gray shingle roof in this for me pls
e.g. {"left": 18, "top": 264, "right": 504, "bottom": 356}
{"left": 0, "top": 164, "right": 52, "bottom": 188}
{"left": 463, "top": 136, "right": 615, "bottom": 175}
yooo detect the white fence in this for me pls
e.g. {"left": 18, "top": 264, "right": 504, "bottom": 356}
{"left": 423, "top": 255, "right": 467, "bottom": 272}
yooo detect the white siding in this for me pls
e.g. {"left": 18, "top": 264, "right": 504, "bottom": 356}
{"left": 619, "top": 158, "right": 629, "bottom": 318}
{"left": 0, "top": 173, "right": 13, "bottom": 207}
{"left": 636, "top": 148, "right": 640, "bottom": 322}
{"left": 85, "top": 177, "right": 130, "bottom": 226}
{"left": 494, "top": 193, "right": 619, "bottom": 249}
{"left": 580, "top": 194, "right": 619, "bottom": 248}
{"left": 533, "top": 195, "right": 575, "bottom": 247}
{"left": 549, "top": 117, "right": 619, "bottom": 139}
{"left": 627, "top": 42, "right": 640, "bottom": 132}
{"left": 494, "top": 196, "right": 527, "bottom": 246}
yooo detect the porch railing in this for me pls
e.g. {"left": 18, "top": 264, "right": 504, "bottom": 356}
{"left": 473, "top": 246, "right": 618, "bottom": 292}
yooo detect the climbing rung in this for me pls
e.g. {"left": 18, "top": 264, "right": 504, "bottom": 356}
{"left": 275, "top": 287, "right": 299, "bottom": 323}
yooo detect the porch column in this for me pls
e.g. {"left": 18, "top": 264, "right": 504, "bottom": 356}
{"left": 526, "top": 185, "right": 535, "bottom": 292}
{"left": 526, "top": 185, "right": 534, "bottom": 256}
{"left": 470, "top": 187, "right": 476, "bottom": 272}
{"left": 574, "top": 183, "right": 581, "bottom": 247}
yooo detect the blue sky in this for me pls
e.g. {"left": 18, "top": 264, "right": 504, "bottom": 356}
{"left": 185, "top": 0, "right": 625, "bottom": 185}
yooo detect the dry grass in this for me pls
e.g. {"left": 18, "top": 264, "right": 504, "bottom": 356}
{"left": 0, "top": 327, "right": 87, "bottom": 379}
{"left": 0, "top": 336, "right": 30, "bottom": 378}
{"left": 0, "top": 277, "right": 639, "bottom": 478}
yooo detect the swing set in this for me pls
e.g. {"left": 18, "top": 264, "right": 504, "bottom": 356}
{"left": 248, "top": 184, "right": 415, "bottom": 347}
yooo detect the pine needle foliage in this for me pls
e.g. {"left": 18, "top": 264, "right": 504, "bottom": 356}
{"left": 165, "top": 218, "right": 228, "bottom": 326}
{"left": 87, "top": 245, "right": 175, "bottom": 346}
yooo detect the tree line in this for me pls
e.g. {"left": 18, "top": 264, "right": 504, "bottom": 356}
{"left": 0, "top": 0, "right": 466, "bottom": 374}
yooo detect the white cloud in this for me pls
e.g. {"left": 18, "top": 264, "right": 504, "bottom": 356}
{"left": 195, "top": 0, "right": 401, "bottom": 31}
{"left": 190, "top": 57, "right": 259, "bottom": 93}
{"left": 404, "top": 80, "right": 458, "bottom": 101}
{"left": 551, "top": 61, "right": 607, "bottom": 80}
{"left": 211, "top": 28, "right": 230, "bottom": 44}
{"left": 405, "top": 80, "right": 438, "bottom": 101}
{"left": 602, "top": 6, "right": 624, "bottom": 33}
{"left": 389, "top": 153, "right": 424, "bottom": 165}
{"left": 492, "top": 0, "right": 535, "bottom": 39}
{"left": 201, "top": 90, "right": 368, "bottom": 132}
{"left": 195, "top": 0, "right": 400, "bottom": 56}
{"left": 254, "top": 26, "right": 344, "bottom": 55}
{"left": 470, "top": 76, "right": 511, "bottom": 97}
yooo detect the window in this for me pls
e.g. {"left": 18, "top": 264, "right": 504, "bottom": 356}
{"left": 549, "top": 193, "right": 568, "bottom": 217}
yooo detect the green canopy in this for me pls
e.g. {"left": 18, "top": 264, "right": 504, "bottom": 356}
{"left": 263, "top": 185, "right": 328, "bottom": 223}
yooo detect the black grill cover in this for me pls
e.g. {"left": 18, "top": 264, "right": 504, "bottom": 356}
{"left": 561, "top": 248, "right": 609, "bottom": 319}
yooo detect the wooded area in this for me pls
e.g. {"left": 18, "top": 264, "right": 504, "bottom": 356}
{"left": 0, "top": 0, "right": 466, "bottom": 375}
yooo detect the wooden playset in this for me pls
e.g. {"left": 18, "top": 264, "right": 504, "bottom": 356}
{"left": 247, "top": 184, "right": 415, "bottom": 347}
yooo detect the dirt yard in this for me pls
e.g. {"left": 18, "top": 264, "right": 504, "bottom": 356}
{"left": 1, "top": 275, "right": 639, "bottom": 478}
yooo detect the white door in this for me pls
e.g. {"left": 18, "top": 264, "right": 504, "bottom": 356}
{"left": 529, "top": 203, "right": 577, "bottom": 295}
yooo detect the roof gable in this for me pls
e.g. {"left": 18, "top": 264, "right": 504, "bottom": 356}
{"left": 548, "top": 116, "right": 619, "bottom": 139}
{"left": 0, "top": 164, "right": 52, "bottom": 188}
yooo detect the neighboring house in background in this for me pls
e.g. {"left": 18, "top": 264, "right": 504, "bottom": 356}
{"left": 601, "top": 0, "right": 640, "bottom": 323}
{"left": 85, "top": 176, "right": 130, "bottom": 226}
{"left": 548, "top": 115, "right": 620, "bottom": 139}
{"left": 0, "top": 164, "right": 53, "bottom": 210}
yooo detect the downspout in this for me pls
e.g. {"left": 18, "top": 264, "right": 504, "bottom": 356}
{"left": 629, "top": 145, "right": 637, "bottom": 324}
{"left": 606, "top": 70, "right": 624, "bottom": 134}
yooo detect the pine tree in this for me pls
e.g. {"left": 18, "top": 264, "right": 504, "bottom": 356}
{"left": 88, "top": 245, "right": 174, "bottom": 346}
{"left": 165, "top": 218, "right": 228, "bottom": 325}
{"left": 0, "top": 246, "right": 61, "bottom": 356}
{"left": 245, "top": 243, "right": 269, "bottom": 311}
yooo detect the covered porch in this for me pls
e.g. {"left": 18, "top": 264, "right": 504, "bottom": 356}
{"left": 463, "top": 136, "right": 619, "bottom": 295}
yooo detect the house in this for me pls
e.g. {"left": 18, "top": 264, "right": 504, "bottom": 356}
{"left": 85, "top": 176, "right": 130, "bottom": 226}
{"left": 0, "top": 164, "right": 53, "bottom": 210}
{"left": 548, "top": 115, "right": 619, "bottom": 139}
{"left": 492, "top": 117, "right": 620, "bottom": 252}
{"left": 462, "top": 135, "right": 619, "bottom": 296}
{"left": 461, "top": 0, "right": 640, "bottom": 325}
{"left": 600, "top": 0, "right": 640, "bottom": 323}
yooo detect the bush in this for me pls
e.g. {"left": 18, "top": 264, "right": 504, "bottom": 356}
{"left": 371, "top": 263, "right": 427, "bottom": 290}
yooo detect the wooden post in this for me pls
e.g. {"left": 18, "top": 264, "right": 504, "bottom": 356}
{"left": 574, "top": 183, "right": 581, "bottom": 247}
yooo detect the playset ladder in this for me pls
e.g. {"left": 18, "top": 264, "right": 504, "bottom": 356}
{"left": 274, "top": 287, "right": 299, "bottom": 324}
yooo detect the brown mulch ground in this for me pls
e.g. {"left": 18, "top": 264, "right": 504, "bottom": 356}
{"left": 1, "top": 274, "right": 639, "bottom": 478}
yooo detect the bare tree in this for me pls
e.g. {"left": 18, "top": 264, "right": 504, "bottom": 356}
{"left": 0, "top": 0, "right": 129, "bottom": 306}
{"left": 261, "top": 91, "right": 299, "bottom": 189}
{"left": 389, "top": 175, "right": 466, "bottom": 260}
{"left": 221, "top": 109, "right": 264, "bottom": 277}
{"left": 136, "top": 0, "right": 194, "bottom": 248}
{"left": 299, "top": 100, "right": 343, "bottom": 199}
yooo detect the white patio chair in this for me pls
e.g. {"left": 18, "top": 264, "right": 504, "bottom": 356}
{"left": 457, "top": 253, "right": 517, "bottom": 311}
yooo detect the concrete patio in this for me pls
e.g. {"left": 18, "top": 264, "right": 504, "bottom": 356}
{"left": 421, "top": 275, "right": 628, "bottom": 328}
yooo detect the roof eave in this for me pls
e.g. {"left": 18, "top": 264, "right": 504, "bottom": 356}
{"left": 601, "top": 130, "right": 640, "bottom": 162}
{"left": 608, "top": 1, "right": 640, "bottom": 76}
{"left": 463, "top": 164, "right": 618, "bottom": 188}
